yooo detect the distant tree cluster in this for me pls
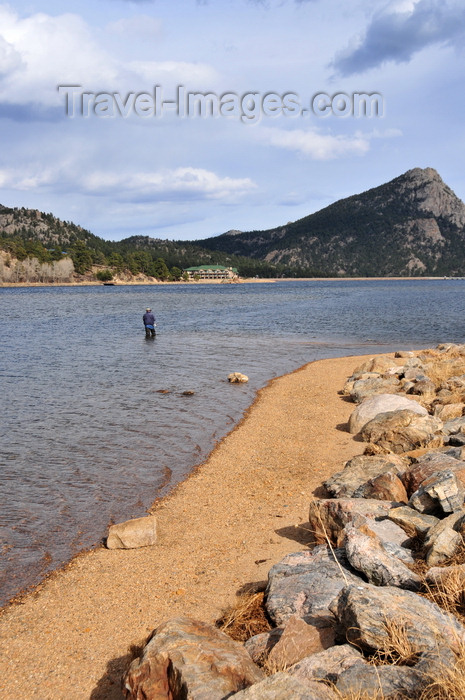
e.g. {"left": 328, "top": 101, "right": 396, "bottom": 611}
{"left": 0, "top": 208, "right": 311, "bottom": 281}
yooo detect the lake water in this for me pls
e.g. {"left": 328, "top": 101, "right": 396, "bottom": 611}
{"left": 1, "top": 278, "right": 465, "bottom": 606}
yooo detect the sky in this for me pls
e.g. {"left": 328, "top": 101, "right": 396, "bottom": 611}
{"left": 0, "top": 0, "right": 464, "bottom": 242}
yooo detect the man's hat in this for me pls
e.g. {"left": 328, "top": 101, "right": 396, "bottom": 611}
{"left": 146, "top": 307, "right": 151, "bottom": 311}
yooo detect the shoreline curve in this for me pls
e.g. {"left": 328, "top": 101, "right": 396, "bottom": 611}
{"left": 0, "top": 352, "right": 376, "bottom": 700}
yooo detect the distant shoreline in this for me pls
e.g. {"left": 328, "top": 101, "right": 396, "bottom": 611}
{"left": 0, "top": 276, "right": 457, "bottom": 289}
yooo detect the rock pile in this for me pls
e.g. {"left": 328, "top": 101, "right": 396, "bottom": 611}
{"left": 123, "top": 344, "right": 465, "bottom": 699}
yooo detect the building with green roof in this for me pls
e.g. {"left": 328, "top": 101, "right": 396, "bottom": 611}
{"left": 183, "top": 265, "right": 238, "bottom": 280}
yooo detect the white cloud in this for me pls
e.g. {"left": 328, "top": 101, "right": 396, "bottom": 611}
{"left": 0, "top": 5, "right": 217, "bottom": 109}
{"left": 80, "top": 167, "right": 256, "bottom": 201}
{"left": 0, "top": 161, "right": 256, "bottom": 202}
{"left": 258, "top": 126, "right": 370, "bottom": 159}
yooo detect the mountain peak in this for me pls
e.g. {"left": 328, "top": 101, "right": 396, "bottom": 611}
{"left": 394, "top": 167, "right": 465, "bottom": 227}
{"left": 198, "top": 167, "right": 465, "bottom": 277}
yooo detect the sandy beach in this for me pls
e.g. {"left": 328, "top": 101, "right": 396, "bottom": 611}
{"left": 0, "top": 353, "right": 372, "bottom": 699}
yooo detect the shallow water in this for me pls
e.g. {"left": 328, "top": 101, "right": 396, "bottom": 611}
{"left": 1, "top": 279, "right": 465, "bottom": 606}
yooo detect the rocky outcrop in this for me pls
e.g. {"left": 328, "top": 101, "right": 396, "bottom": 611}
{"left": 343, "top": 520, "right": 421, "bottom": 590}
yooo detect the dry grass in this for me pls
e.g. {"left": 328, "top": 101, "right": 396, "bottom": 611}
{"left": 419, "top": 643, "right": 465, "bottom": 699}
{"left": 216, "top": 591, "right": 271, "bottom": 642}
{"left": 333, "top": 690, "right": 387, "bottom": 700}
{"left": 421, "top": 566, "right": 465, "bottom": 624}
{"left": 367, "top": 618, "right": 420, "bottom": 667}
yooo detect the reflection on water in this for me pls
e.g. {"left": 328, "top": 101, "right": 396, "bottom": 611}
{"left": 1, "top": 279, "right": 464, "bottom": 605}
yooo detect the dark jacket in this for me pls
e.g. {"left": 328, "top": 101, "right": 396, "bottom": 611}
{"left": 143, "top": 312, "right": 155, "bottom": 326}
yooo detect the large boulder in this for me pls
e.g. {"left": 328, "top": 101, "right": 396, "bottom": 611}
{"left": 423, "top": 509, "right": 465, "bottom": 566}
{"left": 360, "top": 410, "right": 443, "bottom": 454}
{"left": 402, "top": 451, "right": 465, "bottom": 495}
{"left": 349, "top": 394, "right": 428, "bottom": 435}
{"left": 335, "top": 650, "right": 454, "bottom": 700}
{"left": 288, "top": 644, "right": 365, "bottom": 685}
{"left": 308, "top": 498, "right": 398, "bottom": 547}
{"left": 324, "top": 453, "right": 408, "bottom": 499}
{"left": 343, "top": 520, "right": 421, "bottom": 591}
{"left": 123, "top": 617, "right": 264, "bottom": 700}
{"left": 231, "top": 672, "right": 339, "bottom": 699}
{"left": 332, "top": 584, "right": 465, "bottom": 654}
{"left": 265, "top": 546, "right": 362, "bottom": 626}
{"left": 106, "top": 515, "right": 158, "bottom": 549}
{"left": 388, "top": 505, "right": 439, "bottom": 538}
{"left": 352, "top": 356, "right": 400, "bottom": 376}
{"left": 409, "top": 469, "right": 465, "bottom": 515}
{"left": 350, "top": 376, "right": 401, "bottom": 404}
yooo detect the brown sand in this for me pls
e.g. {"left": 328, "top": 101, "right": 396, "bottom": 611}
{"left": 0, "top": 354, "right": 371, "bottom": 699}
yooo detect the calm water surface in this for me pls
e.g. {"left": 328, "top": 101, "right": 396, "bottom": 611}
{"left": 1, "top": 279, "right": 465, "bottom": 606}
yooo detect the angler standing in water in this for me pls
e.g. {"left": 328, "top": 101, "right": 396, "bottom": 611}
{"left": 143, "top": 307, "right": 156, "bottom": 337}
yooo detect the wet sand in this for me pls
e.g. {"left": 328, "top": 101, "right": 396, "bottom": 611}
{"left": 0, "top": 353, "right": 371, "bottom": 699}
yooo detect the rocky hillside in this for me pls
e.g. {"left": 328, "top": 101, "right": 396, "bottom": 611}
{"left": 197, "top": 168, "right": 465, "bottom": 276}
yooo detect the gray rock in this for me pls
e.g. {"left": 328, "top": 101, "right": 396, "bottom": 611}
{"left": 408, "top": 377, "right": 436, "bottom": 396}
{"left": 388, "top": 505, "right": 439, "bottom": 537}
{"left": 381, "top": 541, "right": 415, "bottom": 565}
{"left": 244, "top": 628, "right": 283, "bottom": 664}
{"left": 425, "top": 563, "right": 465, "bottom": 586}
{"left": 348, "top": 394, "right": 427, "bottom": 435}
{"left": 343, "top": 521, "right": 421, "bottom": 590}
{"left": 335, "top": 650, "right": 454, "bottom": 699}
{"left": 265, "top": 546, "right": 363, "bottom": 626}
{"left": 332, "top": 584, "right": 465, "bottom": 654}
{"left": 409, "top": 469, "right": 465, "bottom": 514}
{"left": 231, "top": 672, "right": 339, "bottom": 699}
{"left": 442, "top": 416, "right": 465, "bottom": 436}
{"left": 367, "top": 518, "right": 413, "bottom": 548}
{"left": 288, "top": 644, "right": 365, "bottom": 684}
{"left": 423, "top": 510, "right": 465, "bottom": 566}
{"left": 324, "top": 453, "right": 408, "bottom": 497}
{"left": 360, "top": 409, "right": 443, "bottom": 454}
{"left": 350, "top": 376, "right": 401, "bottom": 404}
{"left": 402, "top": 451, "right": 465, "bottom": 495}
{"left": 106, "top": 515, "right": 158, "bottom": 549}
{"left": 123, "top": 617, "right": 264, "bottom": 700}
{"left": 308, "top": 498, "right": 397, "bottom": 547}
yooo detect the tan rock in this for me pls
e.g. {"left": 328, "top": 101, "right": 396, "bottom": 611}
{"left": 360, "top": 409, "right": 443, "bottom": 454}
{"left": 363, "top": 470, "right": 408, "bottom": 503}
{"left": 106, "top": 515, "right": 158, "bottom": 549}
{"left": 388, "top": 505, "right": 439, "bottom": 537}
{"left": 123, "top": 617, "right": 264, "bottom": 699}
{"left": 309, "top": 498, "right": 395, "bottom": 546}
{"left": 267, "top": 615, "right": 335, "bottom": 668}
{"left": 434, "top": 403, "right": 465, "bottom": 421}
{"left": 349, "top": 394, "right": 428, "bottom": 435}
{"left": 232, "top": 672, "right": 339, "bottom": 699}
{"left": 228, "top": 372, "right": 249, "bottom": 383}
